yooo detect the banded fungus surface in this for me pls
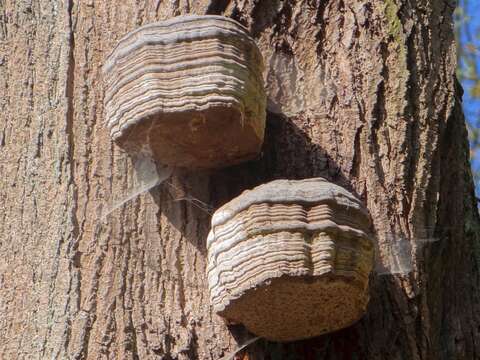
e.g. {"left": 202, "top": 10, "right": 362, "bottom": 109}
{"left": 207, "top": 178, "right": 374, "bottom": 341}
{"left": 103, "top": 15, "right": 266, "bottom": 169}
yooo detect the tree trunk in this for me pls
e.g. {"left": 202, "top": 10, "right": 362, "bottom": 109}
{"left": 1, "top": 0, "right": 479, "bottom": 359}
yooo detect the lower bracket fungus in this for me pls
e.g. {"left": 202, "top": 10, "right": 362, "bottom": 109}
{"left": 103, "top": 15, "right": 266, "bottom": 169}
{"left": 207, "top": 178, "right": 374, "bottom": 342}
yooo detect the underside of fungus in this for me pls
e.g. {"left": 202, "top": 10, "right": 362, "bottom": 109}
{"left": 103, "top": 15, "right": 266, "bottom": 168}
{"left": 207, "top": 178, "right": 374, "bottom": 342}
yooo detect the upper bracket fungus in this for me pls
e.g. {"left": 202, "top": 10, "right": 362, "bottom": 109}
{"left": 103, "top": 15, "right": 266, "bottom": 169}
{"left": 207, "top": 178, "right": 374, "bottom": 342}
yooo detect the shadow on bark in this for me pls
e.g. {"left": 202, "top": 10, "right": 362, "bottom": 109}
{"left": 208, "top": 110, "right": 363, "bottom": 207}
{"left": 151, "top": 110, "right": 363, "bottom": 245}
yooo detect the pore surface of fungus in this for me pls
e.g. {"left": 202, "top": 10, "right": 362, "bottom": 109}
{"left": 207, "top": 178, "right": 374, "bottom": 341}
{"left": 103, "top": 15, "right": 266, "bottom": 168}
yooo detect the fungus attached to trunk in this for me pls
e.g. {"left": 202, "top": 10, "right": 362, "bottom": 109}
{"left": 207, "top": 178, "right": 374, "bottom": 342}
{"left": 103, "top": 15, "right": 266, "bottom": 169}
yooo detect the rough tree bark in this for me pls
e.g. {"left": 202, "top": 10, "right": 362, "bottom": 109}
{"left": 1, "top": 0, "right": 479, "bottom": 359}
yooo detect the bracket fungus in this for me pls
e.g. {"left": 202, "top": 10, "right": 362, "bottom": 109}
{"left": 103, "top": 15, "right": 266, "bottom": 168}
{"left": 207, "top": 178, "right": 374, "bottom": 342}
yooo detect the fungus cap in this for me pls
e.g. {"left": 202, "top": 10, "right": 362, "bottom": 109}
{"left": 207, "top": 178, "right": 374, "bottom": 341}
{"left": 103, "top": 15, "right": 266, "bottom": 168}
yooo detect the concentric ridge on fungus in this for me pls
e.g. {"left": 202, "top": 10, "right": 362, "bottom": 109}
{"left": 103, "top": 15, "right": 266, "bottom": 168}
{"left": 207, "top": 178, "right": 375, "bottom": 342}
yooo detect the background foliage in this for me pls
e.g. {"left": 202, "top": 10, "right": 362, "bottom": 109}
{"left": 456, "top": 0, "right": 480, "bottom": 195}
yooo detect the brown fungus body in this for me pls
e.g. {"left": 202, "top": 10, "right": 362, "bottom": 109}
{"left": 103, "top": 15, "right": 266, "bottom": 168}
{"left": 207, "top": 178, "right": 374, "bottom": 342}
